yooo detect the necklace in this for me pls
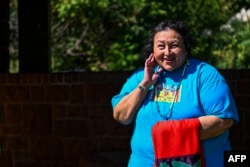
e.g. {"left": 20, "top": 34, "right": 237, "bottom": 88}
{"left": 153, "top": 60, "right": 189, "bottom": 119}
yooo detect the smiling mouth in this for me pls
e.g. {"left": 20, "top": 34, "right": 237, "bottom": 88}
{"left": 163, "top": 57, "right": 175, "bottom": 63}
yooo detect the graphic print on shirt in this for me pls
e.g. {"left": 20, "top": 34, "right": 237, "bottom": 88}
{"left": 153, "top": 82, "right": 182, "bottom": 103}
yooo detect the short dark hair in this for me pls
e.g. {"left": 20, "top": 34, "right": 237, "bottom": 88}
{"left": 140, "top": 20, "right": 192, "bottom": 59}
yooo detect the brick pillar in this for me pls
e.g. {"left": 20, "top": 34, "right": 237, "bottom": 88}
{"left": 18, "top": 0, "right": 50, "bottom": 73}
{"left": 0, "top": 0, "right": 10, "bottom": 73}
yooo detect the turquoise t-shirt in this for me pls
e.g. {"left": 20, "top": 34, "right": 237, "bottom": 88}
{"left": 111, "top": 58, "right": 239, "bottom": 167}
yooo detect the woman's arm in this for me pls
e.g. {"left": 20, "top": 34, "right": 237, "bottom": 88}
{"left": 113, "top": 81, "right": 150, "bottom": 125}
{"left": 113, "top": 53, "right": 162, "bottom": 125}
{"left": 198, "top": 115, "right": 234, "bottom": 140}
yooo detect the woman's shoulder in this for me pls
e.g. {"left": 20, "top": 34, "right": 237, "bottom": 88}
{"left": 126, "top": 67, "right": 145, "bottom": 82}
{"left": 189, "top": 57, "right": 220, "bottom": 73}
{"left": 188, "top": 57, "right": 226, "bottom": 83}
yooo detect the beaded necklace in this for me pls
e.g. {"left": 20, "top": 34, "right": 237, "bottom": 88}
{"left": 153, "top": 60, "right": 189, "bottom": 119}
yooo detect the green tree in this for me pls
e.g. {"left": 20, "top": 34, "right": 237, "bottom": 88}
{"left": 50, "top": 0, "right": 250, "bottom": 71}
{"left": 51, "top": 0, "right": 147, "bottom": 71}
{"left": 212, "top": 9, "right": 250, "bottom": 68}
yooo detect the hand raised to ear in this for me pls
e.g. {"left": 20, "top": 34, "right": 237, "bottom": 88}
{"left": 143, "top": 53, "right": 163, "bottom": 86}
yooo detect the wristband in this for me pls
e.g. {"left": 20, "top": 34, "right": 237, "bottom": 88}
{"left": 138, "top": 85, "right": 147, "bottom": 91}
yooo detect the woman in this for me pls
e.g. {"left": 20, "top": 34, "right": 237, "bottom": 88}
{"left": 111, "top": 20, "right": 239, "bottom": 167}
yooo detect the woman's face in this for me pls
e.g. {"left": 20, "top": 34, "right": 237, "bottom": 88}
{"left": 153, "top": 29, "right": 188, "bottom": 71}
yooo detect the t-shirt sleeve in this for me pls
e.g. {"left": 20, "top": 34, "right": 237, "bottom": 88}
{"left": 111, "top": 69, "right": 144, "bottom": 110}
{"left": 199, "top": 67, "right": 239, "bottom": 124}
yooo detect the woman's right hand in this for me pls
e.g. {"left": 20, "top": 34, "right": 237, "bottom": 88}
{"left": 142, "top": 53, "right": 163, "bottom": 87}
{"left": 113, "top": 54, "right": 163, "bottom": 125}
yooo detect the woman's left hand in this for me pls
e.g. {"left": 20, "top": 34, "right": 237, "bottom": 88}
{"left": 198, "top": 116, "right": 234, "bottom": 140}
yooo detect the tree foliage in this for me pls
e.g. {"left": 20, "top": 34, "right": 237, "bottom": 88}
{"left": 213, "top": 8, "right": 250, "bottom": 68}
{"left": 50, "top": 0, "right": 250, "bottom": 71}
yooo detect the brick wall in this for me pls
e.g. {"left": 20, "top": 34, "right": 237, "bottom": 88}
{"left": 0, "top": 70, "right": 249, "bottom": 167}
